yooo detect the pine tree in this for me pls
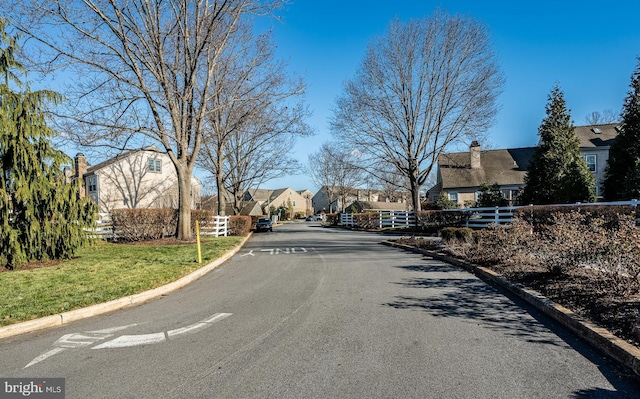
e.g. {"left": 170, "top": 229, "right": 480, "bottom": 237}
{"left": 519, "top": 85, "right": 596, "bottom": 205}
{"left": 603, "top": 58, "right": 640, "bottom": 201}
{"left": 0, "top": 20, "right": 97, "bottom": 270}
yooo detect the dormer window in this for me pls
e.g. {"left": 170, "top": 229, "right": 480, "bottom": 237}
{"left": 148, "top": 158, "right": 161, "bottom": 173}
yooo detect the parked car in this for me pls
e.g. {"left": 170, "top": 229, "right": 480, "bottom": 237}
{"left": 305, "top": 215, "right": 322, "bottom": 221}
{"left": 255, "top": 217, "right": 273, "bottom": 232}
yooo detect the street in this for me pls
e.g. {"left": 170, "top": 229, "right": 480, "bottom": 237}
{"left": 1, "top": 222, "right": 640, "bottom": 398}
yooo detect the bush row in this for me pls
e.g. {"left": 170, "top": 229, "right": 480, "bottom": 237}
{"left": 110, "top": 209, "right": 251, "bottom": 241}
{"left": 442, "top": 211, "right": 640, "bottom": 297}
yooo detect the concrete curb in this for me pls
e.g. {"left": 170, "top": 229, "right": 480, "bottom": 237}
{"left": 380, "top": 240, "right": 640, "bottom": 378}
{"left": 0, "top": 233, "right": 252, "bottom": 340}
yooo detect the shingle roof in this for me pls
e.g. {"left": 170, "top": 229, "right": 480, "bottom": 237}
{"left": 439, "top": 147, "right": 536, "bottom": 189}
{"left": 573, "top": 123, "right": 619, "bottom": 148}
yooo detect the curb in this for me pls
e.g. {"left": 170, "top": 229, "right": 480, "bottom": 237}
{"left": 380, "top": 240, "right": 640, "bottom": 378}
{"left": 0, "top": 233, "right": 252, "bottom": 340}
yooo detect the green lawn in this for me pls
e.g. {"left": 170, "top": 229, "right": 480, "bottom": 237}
{"left": 0, "top": 237, "right": 244, "bottom": 327}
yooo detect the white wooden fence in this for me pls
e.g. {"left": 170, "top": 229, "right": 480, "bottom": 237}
{"left": 200, "top": 215, "right": 229, "bottom": 237}
{"left": 462, "top": 200, "right": 640, "bottom": 228}
{"left": 340, "top": 210, "right": 416, "bottom": 229}
{"left": 339, "top": 200, "right": 639, "bottom": 230}
{"left": 87, "top": 213, "right": 230, "bottom": 239}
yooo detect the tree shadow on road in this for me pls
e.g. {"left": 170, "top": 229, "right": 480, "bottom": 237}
{"left": 384, "top": 260, "right": 640, "bottom": 398}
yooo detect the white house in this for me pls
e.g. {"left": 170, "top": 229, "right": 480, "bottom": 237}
{"left": 74, "top": 146, "right": 201, "bottom": 213}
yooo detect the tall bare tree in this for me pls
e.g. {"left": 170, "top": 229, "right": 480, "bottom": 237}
{"left": 197, "top": 22, "right": 310, "bottom": 215}
{"left": 331, "top": 12, "right": 503, "bottom": 212}
{"left": 584, "top": 109, "right": 620, "bottom": 125}
{"left": 308, "top": 143, "right": 364, "bottom": 212}
{"left": 7, "top": 0, "right": 283, "bottom": 239}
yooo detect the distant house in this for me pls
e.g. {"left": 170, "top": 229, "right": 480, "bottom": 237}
{"left": 346, "top": 201, "right": 409, "bottom": 213}
{"left": 427, "top": 123, "right": 620, "bottom": 206}
{"left": 312, "top": 186, "right": 406, "bottom": 214}
{"left": 297, "top": 189, "right": 314, "bottom": 214}
{"left": 243, "top": 187, "right": 309, "bottom": 217}
{"left": 73, "top": 146, "right": 201, "bottom": 213}
{"left": 573, "top": 123, "right": 619, "bottom": 198}
{"left": 200, "top": 193, "right": 263, "bottom": 216}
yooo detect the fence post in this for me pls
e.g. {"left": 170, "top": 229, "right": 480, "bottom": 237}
{"left": 494, "top": 207, "right": 500, "bottom": 225}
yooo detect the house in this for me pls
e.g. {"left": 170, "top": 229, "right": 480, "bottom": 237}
{"left": 243, "top": 187, "right": 309, "bottom": 218}
{"left": 427, "top": 123, "right": 620, "bottom": 206}
{"left": 427, "top": 142, "right": 535, "bottom": 206}
{"left": 73, "top": 146, "right": 201, "bottom": 213}
{"left": 297, "top": 189, "right": 314, "bottom": 214}
{"left": 573, "top": 123, "right": 619, "bottom": 198}
{"left": 312, "top": 186, "right": 406, "bottom": 214}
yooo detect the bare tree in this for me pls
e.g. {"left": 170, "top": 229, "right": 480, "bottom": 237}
{"left": 7, "top": 0, "right": 283, "bottom": 240}
{"left": 584, "top": 109, "right": 620, "bottom": 125}
{"left": 308, "top": 143, "right": 364, "bottom": 212}
{"left": 196, "top": 22, "right": 310, "bottom": 215}
{"left": 331, "top": 12, "right": 503, "bottom": 212}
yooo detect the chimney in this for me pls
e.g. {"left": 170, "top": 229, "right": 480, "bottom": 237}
{"left": 74, "top": 153, "right": 87, "bottom": 179}
{"left": 470, "top": 141, "right": 481, "bottom": 169}
{"left": 74, "top": 153, "right": 87, "bottom": 198}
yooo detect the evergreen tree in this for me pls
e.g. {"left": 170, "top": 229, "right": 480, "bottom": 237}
{"left": 519, "top": 85, "right": 596, "bottom": 205}
{"left": 603, "top": 58, "right": 640, "bottom": 201}
{"left": 477, "top": 183, "right": 508, "bottom": 207}
{"left": 0, "top": 20, "right": 97, "bottom": 270}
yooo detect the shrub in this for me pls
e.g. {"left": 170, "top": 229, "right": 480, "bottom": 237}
{"left": 228, "top": 216, "right": 252, "bottom": 236}
{"left": 416, "top": 210, "right": 466, "bottom": 233}
{"left": 440, "top": 227, "right": 474, "bottom": 242}
{"left": 111, "top": 208, "right": 177, "bottom": 241}
{"left": 353, "top": 212, "right": 379, "bottom": 229}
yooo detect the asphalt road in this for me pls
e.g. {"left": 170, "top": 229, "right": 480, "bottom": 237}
{"left": 2, "top": 222, "right": 640, "bottom": 398}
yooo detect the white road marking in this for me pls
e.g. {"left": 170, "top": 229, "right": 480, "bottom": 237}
{"left": 240, "top": 250, "right": 255, "bottom": 257}
{"left": 257, "top": 248, "right": 307, "bottom": 255}
{"left": 92, "top": 333, "right": 166, "bottom": 349}
{"left": 24, "top": 313, "right": 231, "bottom": 368}
{"left": 24, "top": 324, "right": 138, "bottom": 368}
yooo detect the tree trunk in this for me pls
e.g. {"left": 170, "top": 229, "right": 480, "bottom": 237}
{"left": 175, "top": 164, "right": 193, "bottom": 241}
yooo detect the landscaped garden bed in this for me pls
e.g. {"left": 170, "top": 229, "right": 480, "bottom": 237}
{"left": 392, "top": 208, "right": 640, "bottom": 348}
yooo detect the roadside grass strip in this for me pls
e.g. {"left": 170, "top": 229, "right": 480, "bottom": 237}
{"left": 0, "top": 238, "right": 244, "bottom": 327}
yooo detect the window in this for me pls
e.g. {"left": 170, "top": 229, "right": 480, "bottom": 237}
{"left": 583, "top": 155, "right": 596, "bottom": 173}
{"left": 87, "top": 176, "right": 97, "bottom": 192}
{"left": 148, "top": 158, "right": 162, "bottom": 173}
{"left": 447, "top": 192, "right": 458, "bottom": 202}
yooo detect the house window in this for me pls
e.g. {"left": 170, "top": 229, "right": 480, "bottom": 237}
{"left": 87, "top": 176, "right": 97, "bottom": 193}
{"left": 583, "top": 155, "right": 596, "bottom": 173}
{"left": 148, "top": 158, "right": 162, "bottom": 173}
{"left": 447, "top": 192, "right": 458, "bottom": 202}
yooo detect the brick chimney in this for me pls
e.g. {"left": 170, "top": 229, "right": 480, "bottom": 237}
{"left": 74, "top": 153, "right": 87, "bottom": 197}
{"left": 470, "top": 141, "right": 481, "bottom": 169}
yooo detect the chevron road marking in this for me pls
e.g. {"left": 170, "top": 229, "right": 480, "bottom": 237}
{"left": 24, "top": 313, "right": 231, "bottom": 368}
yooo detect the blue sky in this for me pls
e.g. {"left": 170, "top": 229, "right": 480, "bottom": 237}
{"left": 259, "top": 0, "right": 640, "bottom": 192}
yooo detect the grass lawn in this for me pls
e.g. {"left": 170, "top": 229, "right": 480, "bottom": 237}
{"left": 0, "top": 237, "right": 245, "bottom": 327}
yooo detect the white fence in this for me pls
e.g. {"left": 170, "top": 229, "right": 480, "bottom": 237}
{"left": 200, "top": 215, "right": 229, "bottom": 237}
{"left": 87, "top": 213, "right": 230, "bottom": 239}
{"left": 339, "top": 200, "right": 640, "bottom": 230}
{"left": 340, "top": 210, "right": 416, "bottom": 229}
{"left": 462, "top": 200, "right": 640, "bottom": 228}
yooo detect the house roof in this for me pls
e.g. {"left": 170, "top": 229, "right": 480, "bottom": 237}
{"left": 573, "top": 123, "right": 619, "bottom": 148}
{"left": 86, "top": 145, "right": 163, "bottom": 174}
{"left": 438, "top": 147, "right": 536, "bottom": 189}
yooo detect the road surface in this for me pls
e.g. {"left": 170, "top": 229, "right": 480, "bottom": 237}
{"left": 1, "top": 222, "right": 639, "bottom": 398}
